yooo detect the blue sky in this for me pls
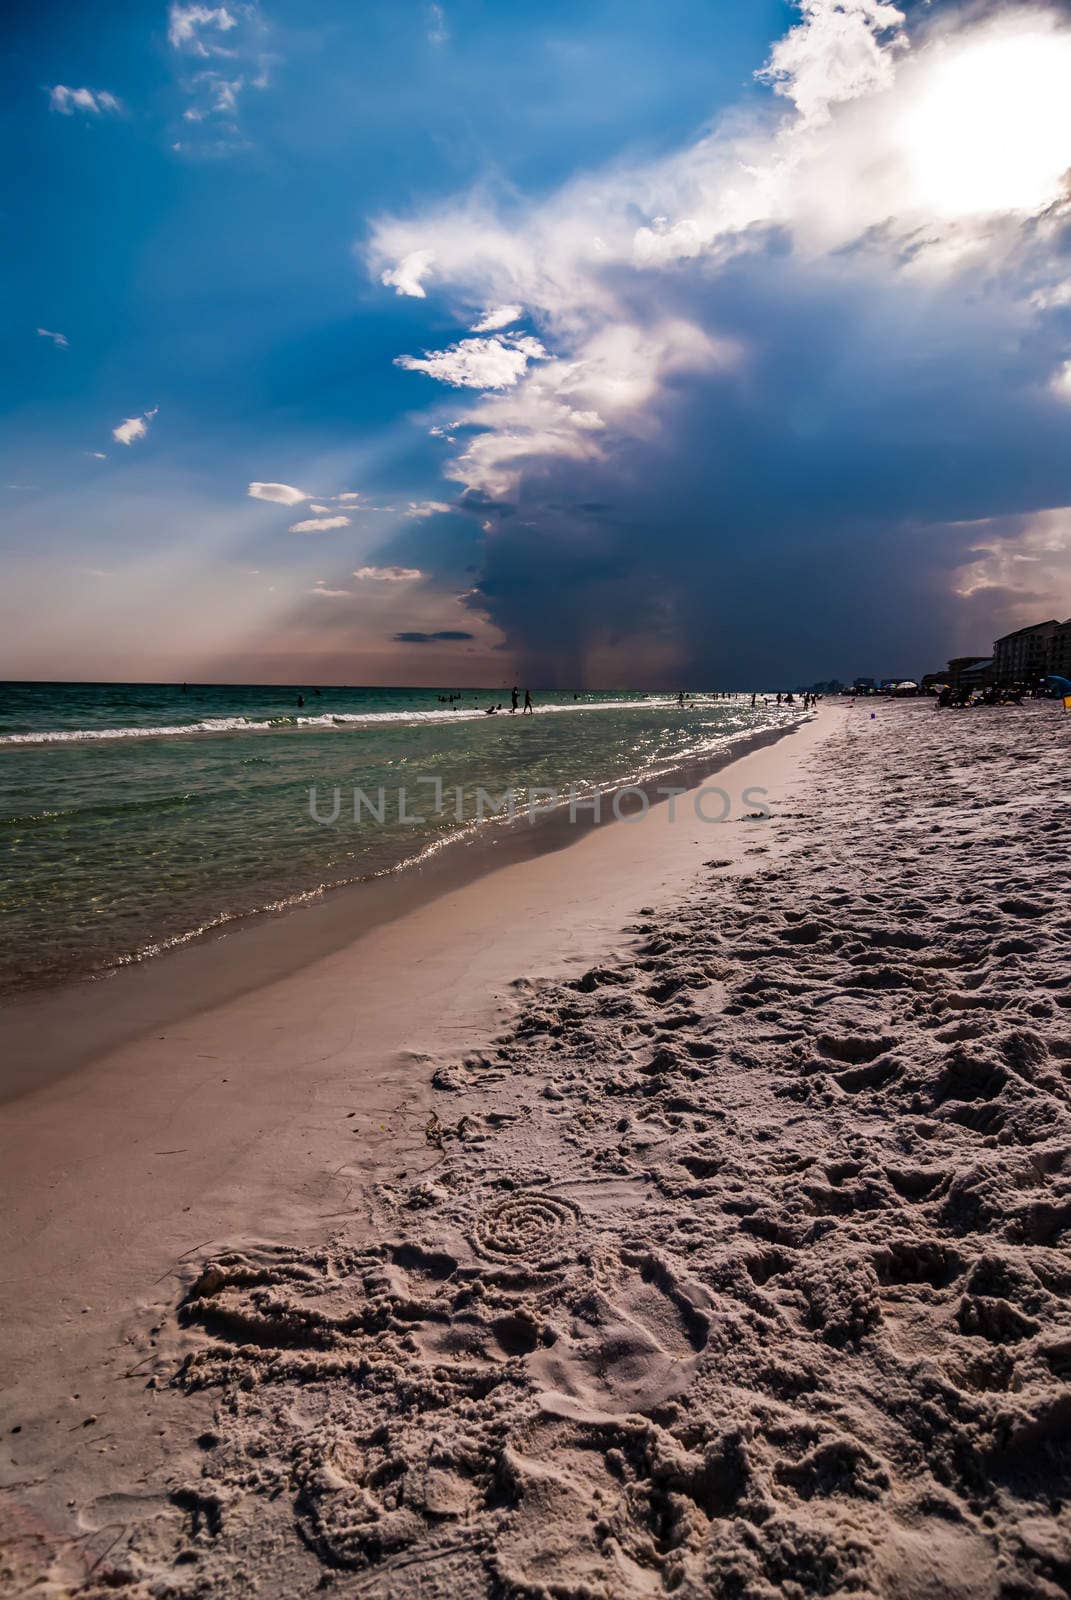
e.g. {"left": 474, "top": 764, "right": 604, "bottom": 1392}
{"left": 4, "top": 0, "right": 1071, "bottom": 686}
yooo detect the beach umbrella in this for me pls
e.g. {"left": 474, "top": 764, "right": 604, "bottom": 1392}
{"left": 1045, "top": 674, "right": 1071, "bottom": 709}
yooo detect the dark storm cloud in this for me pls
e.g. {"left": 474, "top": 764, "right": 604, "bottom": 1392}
{"left": 447, "top": 244, "right": 1071, "bottom": 685}
{"left": 394, "top": 629, "right": 475, "bottom": 642}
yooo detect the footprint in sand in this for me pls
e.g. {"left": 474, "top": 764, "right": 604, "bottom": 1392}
{"left": 529, "top": 1247, "right": 711, "bottom": 1422}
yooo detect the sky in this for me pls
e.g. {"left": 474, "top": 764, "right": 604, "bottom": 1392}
{"left": 4, "top": 0, "right": 1071, "bottom": 688}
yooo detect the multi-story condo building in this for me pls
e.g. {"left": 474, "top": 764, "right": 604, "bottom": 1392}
{"left": 992, "top": 620, "right": 1067, "bottom": 684}
{"left": 1051, "top": 620, "right": 1071, "bottom": 680}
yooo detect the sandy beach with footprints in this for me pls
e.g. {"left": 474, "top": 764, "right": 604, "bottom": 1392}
{"left": 5, "top": 699, "right": 1071, "bottom": 1598}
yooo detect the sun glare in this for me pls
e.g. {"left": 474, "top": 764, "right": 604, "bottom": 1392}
{"left": 900, "top": 28, "right": 1071, "bottom": 218}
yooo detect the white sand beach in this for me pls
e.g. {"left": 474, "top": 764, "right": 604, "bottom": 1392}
{"left": 4, "top": 700, "right": 1071, "bottom": 1598}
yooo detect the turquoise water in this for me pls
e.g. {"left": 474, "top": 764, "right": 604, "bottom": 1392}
{"left": 0, "top": 681, "right": 793, "bottom": 994}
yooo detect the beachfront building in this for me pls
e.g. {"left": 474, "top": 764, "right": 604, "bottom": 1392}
{"left": 992, "top": 620, "right": 1066, "bottom": 684}
{"left": 915, "top": 656, "right": 992, "bottom": 694}
{"left": 1051, "top": 620, "right": 1071, "bottom": 680}
{"left": 958, "top": 658, "right": 995, "bottom": 692}
{"left": 947, "top": 655, "right": 992, "bottom": 689}
{"left": 920, "top": 656, "right": 993, "bottom": 693}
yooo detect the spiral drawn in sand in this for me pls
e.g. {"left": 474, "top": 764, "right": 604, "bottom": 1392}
{"left": 472, "top": 1192, "right": 581, "bottom": 1266}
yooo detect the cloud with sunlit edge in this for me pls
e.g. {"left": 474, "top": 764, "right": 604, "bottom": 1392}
{"left": 290, "top": 514, "right": 351, "bottom": 533}
{"left": 354, "top": 566, "right": 424, "bottom": 581}
{"left": 248, "top": 482, "right": 309, "bottom": 505}
{"left": 112, "top": 407, "right": 158, "bottom": 446}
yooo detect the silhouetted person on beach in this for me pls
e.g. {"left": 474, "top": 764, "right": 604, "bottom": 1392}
{"left": 297, "top": 694, "right": 305, "bottom": 708}
{"left": 523, "top": 689, "right": 533, "bottom": 714}
{"left": 511, "top": 685, "right": 519, "bottom": 713}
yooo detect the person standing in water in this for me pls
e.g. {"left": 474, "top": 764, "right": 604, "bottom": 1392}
{"left": 511, "top": 685, "right": 519, "bottom": 713}
{"left": 523, "top": 689, "right": 533, "bottom": 715}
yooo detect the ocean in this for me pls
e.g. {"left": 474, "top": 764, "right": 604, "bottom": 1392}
{"left": 0, "top": 681, "right": 796, "bottom": 995}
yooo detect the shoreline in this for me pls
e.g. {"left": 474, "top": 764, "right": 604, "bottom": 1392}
{"left": 0, "top": 712, "right": 840, "bottom": 1512}
{"left": 0, "top": 713, "right": 808, "bottom": 1102}
{"left": 0, "top": 689, "right": 734, "bottom": 745}
{"left": 5, "top": 701, "right": 1070, "bottom": 1597}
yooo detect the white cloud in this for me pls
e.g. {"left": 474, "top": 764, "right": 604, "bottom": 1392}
{"left": 1031, "top": 280, "right": 1071, "bottom": 312}
{"left": 405, "top": 501, "right": 453, "bottom": 517}
{"left": 758, "top": 0, "right": 906, "bottom": 127}
{"left": 112, "top": 407, "right": 158, "bottom": 446}
{"left": 289, "top": 515, "right": 351, "bottom": 533}
{"left": 380, "top": 249, "right": 435, "bottom": 298}
{"left": 373, "top": 6, "right": 1071, "bottom": 296}
{"left": 167, "top": 2, "right": 271, "bottom": 147}
{"left": 168, "top": 3, "right": 237, "bottom": 53}
{"left": 470, "top": 304, "right": 523, "bottom": 332}
{"left": 396, "top": 334, "right": 547, "bottom": 390}
{"left": 334, "top": 491, "right": 362, "bottom": 504}
{"left": 36, "top": 327, "right": 68, "bottom": 349}
{"left": 309, "top": 580, "right": 352, "bottom": 598}
{"left": 442, "top": 391, "right": 609, "bottom": 499}
{"left": 431, "top": 321, "right": 727, "bottom": 497}
{"left": 84, "top": 451, "right": 108, "bottom": 460}
{"left": 174, "top": 68, "right": 250, "bottom": 135}
{"left": 48, "top": 86, "right": 122, "bottom": 116}
{"left": 248, "top": 481, "right": 309, "bottom": 505}
{"left": 634, "top": 9, "right": 1071, "bottom": 269}
{"left": 353, "top": 565, "right": 424, "bottom": 580}
{"left": 1052, "top": 361, "right": 1071, "bottom": 401}
{"left": 426, "top": 3, "right": 448, "bottom": 46}
{"left": 310, "top": 502, "right": 331, "bottom": 513}
{"left": 199, "top": 72, "right": 244, "bottom": 113}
